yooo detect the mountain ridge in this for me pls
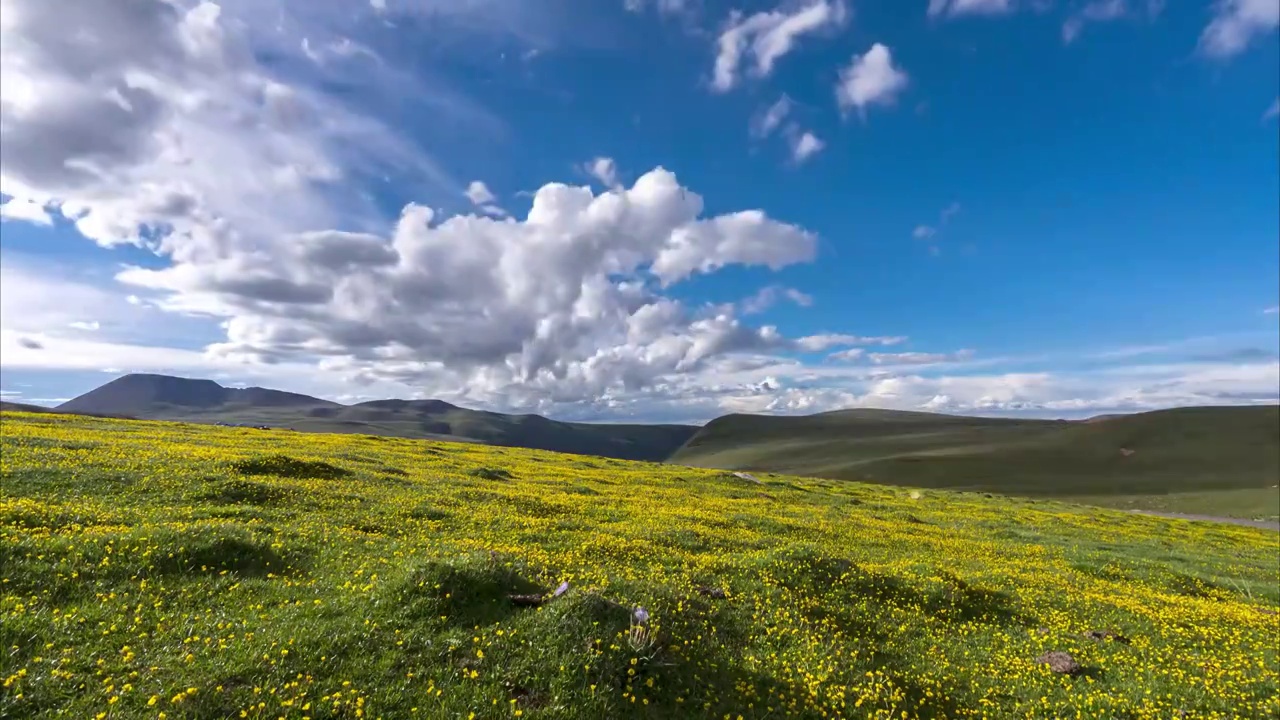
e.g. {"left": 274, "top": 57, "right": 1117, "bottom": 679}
{"left": 51, "top": 373, "right": 698, "bottom": 462}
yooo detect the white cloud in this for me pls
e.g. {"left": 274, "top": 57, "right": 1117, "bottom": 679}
{"left": 625, "top": 0, "right": 693, "bottom": 15}
{"left": 868, "top": 349, "right": 976, "bottom": 365}
{"left": 0, "top": 257, "right": 215, "bottom": 348}
{"left": 0, "top": 0, "right": 470, "bottom": 256}
{"left": 836, "top": 44, "right": 909, "bottom": 116}
{"left": 913, "top": 225, "right": 936, "bottom": 239}
{"left": 1200, "top": 0, "right": 1280, "bottom": 58}
{"left": 828, "top": 347, "right": 864, "bottom": 361}
{"left": 0, "top": 197, "right": 52, "bottom": 225}
{"left": 1265, "top": 97, "right": 1280, "bottom": 121}
{"left": 927, "top": 0, "right": 1015, "bottom": 19}
{"left": 466, "top": 180, "right": 497, "bottom": 206}
{"left": 712, "top": 0, "right": 848, "bottom": 93}
{"left": 465, "top": 180, "right": 507, "bottom": 218}
{"left": 584, "top": 157, "right": 621, "bottom": 189}
{"left": 1062, "top": 0, "right": 1162, "bottom": 44}
{"left": 790, "top": 132, "right": 825, "bottom": 163}
{"left": 796, "top": 334, "right": 908, "bottom": 351}
{"left": 1264, "top": 306, "right": 1279, "bottom": 314}
{"left": 4, "top": 266, "right": 1277, "bottom": 420}
{"left": 752, "top": 95, "right": 793, "bottom": 138}
{"left": 712, "top": 359, "right": 1280, "bottom": 419}
{"left": 105, "top": 167, "right": 823, "bottom": 412}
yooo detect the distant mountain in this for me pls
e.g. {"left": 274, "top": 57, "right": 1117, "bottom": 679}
{"left": 670, "top": 405, "right": 1280, "bottom": 517}
{"left": 57, "top": 374, "right": 339, "bottom": 417}
{"left": 53, "top": 374, "right": 697, "bottom": 462}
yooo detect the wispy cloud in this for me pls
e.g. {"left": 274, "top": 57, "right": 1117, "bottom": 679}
{"left": 712, "top": 0, "right": 848, "bottom": 93}
{"left": 927, "top": 0, "right": 1015, "bottom": 20}
{"left": 583, "top": 157, "right": 622, "bottom": 189}
{"left": 913, "top": 201, "right": 961, "bottom": 253}
{"left": 1199, "top": 0, "right": 1280, "bottom": 59}
{"left": 1264, "top": 97, "right": 1280, "bottom": 121}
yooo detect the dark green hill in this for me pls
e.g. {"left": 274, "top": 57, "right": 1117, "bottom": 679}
{"left": 54, "top": 374, "right": 697, "bottom": 462}
{"left": 671, "top": 405, "right": 1280, "bottom": 519}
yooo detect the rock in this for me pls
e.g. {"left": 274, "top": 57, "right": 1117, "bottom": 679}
{"left": 1033, "top": 627, "right": 1051, "bottom": 636}
{"left": 696, "top": 586, "right": 727, "bottom": 599}
{"left": 1037, "top": 651, "right": 1082, "bottom": 675}
{"left": 509, "top": 594, "right": 544, "bottom": 607}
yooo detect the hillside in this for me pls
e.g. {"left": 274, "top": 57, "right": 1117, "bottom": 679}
{"left": 1, "top": 410, "right": 1276, "bottom": 719}
{"left": 671, "top": 405, "right": 1280, "bottom": 520}
{"left": 56, "top": 374, "right": 697, "bottom": 462}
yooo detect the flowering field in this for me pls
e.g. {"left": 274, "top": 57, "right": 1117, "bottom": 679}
{"left": 2, "top": 411, "right": 1277, "bottom": 720}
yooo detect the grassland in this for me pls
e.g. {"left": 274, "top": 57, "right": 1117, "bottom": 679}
{"left": 672, "top": 406, "right": 1280, "bottom": 521}
{"left": 2, "top": 411, "right": 1278, "bottom": 720}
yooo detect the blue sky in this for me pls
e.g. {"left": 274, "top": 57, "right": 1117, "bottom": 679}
{"left": 1, "top": 0, "right": 1277, "bottom": 422}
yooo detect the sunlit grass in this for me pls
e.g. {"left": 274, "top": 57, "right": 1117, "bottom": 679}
{"left": 2, "top": 411, "right": 1277, "bottom": 719}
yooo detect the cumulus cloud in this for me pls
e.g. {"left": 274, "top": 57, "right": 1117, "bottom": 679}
{"left": 1200, "top": 0, "right": 1280, "bottom": 58}
{"left": 110, "top": 167, "right": 826, "bottom": 411}
{"left": 0, "top": 197, "right": 53, "bottom": 225}
{"left": 836, "top": 44, "right": 909, "bottom": 116}
{"left": 4, "top": 267, "right": 1277, "bottom": 421}
{"left": 927, "top": 0, "right": 1015, "bottom": 19}
{"left": 712, "top": 0, "right": 849, "bottom": 92}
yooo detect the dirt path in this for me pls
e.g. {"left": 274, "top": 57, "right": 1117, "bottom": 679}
{"left": 1127, "top": 510, "right": 1280, "bottom": 532}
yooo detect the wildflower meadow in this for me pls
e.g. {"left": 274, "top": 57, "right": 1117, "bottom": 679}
{"left": 2, "top": 411, "right": 1277, "bottom": 719}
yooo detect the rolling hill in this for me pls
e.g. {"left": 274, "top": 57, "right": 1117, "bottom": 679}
{"left": 41, "top": 374, "right": 1280, "bottom": 518}
{"left": 55, "top": 374, "right": 697, "bottom": 462}
{"left": 670, "top": 405, "right": 1280, "bottom": 520}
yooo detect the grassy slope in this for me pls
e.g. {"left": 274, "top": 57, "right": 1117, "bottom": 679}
{"left": 146, "top": 405, "right": 698, "bottom": 462}
{"left": 2, "top": 412, "right": 1277, "bottom": 719}
{"left": 671, "top": 406, "right": 1280, "bottom": 520}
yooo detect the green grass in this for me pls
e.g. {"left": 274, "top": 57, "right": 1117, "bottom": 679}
{"left": 671, "top": 405, "right": 1280, "bottom": 519}
{"left": 2, "top": 411, "right": 1278, "bottom": 719}
{"left": 1061, "top": 488, "right": 1280, "bottom": 523}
